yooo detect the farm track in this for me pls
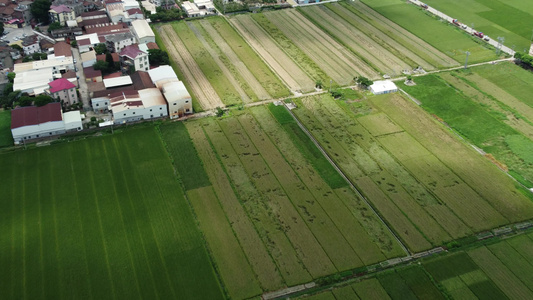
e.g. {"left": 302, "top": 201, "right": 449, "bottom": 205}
{"left": 264, "top": 11, "right": 377, "bottom": 84}
{"left": 325, "top": 3, "right": 435, "bottom": 71}
{"left": 160, "top": 25, "right": 223, "bottom": 110}
{"left": 200, "top": 20, "right": 271, "bottom": 101}
{"left": 230, "top": 15, "right": 315, "bottom": 93}
{"left": 303, "top": 5, "right": 409, "bottom": 75}
{"left": 186, "top": 22, "right": 251, "bottom": 103}
{"left": 348, "top": 1, "right": 458, "bottom": 67}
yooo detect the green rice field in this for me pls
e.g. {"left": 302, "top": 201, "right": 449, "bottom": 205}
{"left": 0, "top": 126, "right": 224, "bottom": 299}
{"left": 0, "top": 110, "right": 12, "bottom": 147}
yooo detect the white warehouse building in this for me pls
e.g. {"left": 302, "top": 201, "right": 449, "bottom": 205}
{"left": 369, "top": 80, "right": 398, "bottom": 95}
{"left": 110, "top": 88, "right": 168, "bottom": 124}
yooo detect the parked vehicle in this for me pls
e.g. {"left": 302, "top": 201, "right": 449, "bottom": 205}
{"left": 420, "top": 3, "right": 428, "bottom": 9}
{"left": 473, "top": 31, "right": 484, "bottom": 38}
{"left": 452, "top": 19, "right": 462, "bottom": 27}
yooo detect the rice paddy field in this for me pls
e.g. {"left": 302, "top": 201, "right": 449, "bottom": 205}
{"left": 361, "top": 0, "right": 501, "bottom": 63}
{"left": 0, "top": 110, "right": 13, "bottom": 147}
{"left": 0, "top": 126, "right": 224, "bottom": 299}
{"left": 400, "top": 62, "right": 533, "bottom": 188}
{"left": 422, "top": 0, "right": 533, "bottom": 51}
{"left": 290, "top": 91, "right": 533, "bottom": 252}
{"left": 299, "top": 232, "right": 533, "bottom": 299}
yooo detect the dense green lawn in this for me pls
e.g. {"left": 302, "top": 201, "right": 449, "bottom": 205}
{"left": 361, "top": 0, "right": 500, "bottom": 63}
{"left": 0, "top": 126, "right": 224, "bottom": 299}
{"left": 0, "top": 110, "right": 13, "bottom": 147}
{"left": 423, "top": 0, "right": 533, "bottom": 51}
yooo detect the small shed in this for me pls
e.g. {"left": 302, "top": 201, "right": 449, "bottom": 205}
{"left": 369, "top": 80, "right": 398, "bottom": 95}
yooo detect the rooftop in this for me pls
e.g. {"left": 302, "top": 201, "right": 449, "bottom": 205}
{"left": 131, "top": 71, "right": 155, "bottom": 90}
{"left": 148, "top": 65, "right": 178, "bottom": 86}
{"left": 105, "top": 31, "right": 134, "bottom": 43}
{"left": 11, "top": 102, "right": 63, "bottom": 129}
{"left": 53, "top": 41, "right": 72, "bottom": 57}
{"left": 48, "top": 78, "right": 76, "bottom": 93}
{"left": 49, "top": 5, "right": 71, "bottom": 13}
{"left": 96, "top": 52, "right": 119, "bottom": 62}
{"left": 103, "top": 75, "right": 132, "bottom": 88}
{"left": 83, "top": 66, "right": 102, "bottom": 78}
{"left": 120, "top": 44, "right": 146, "bottom": 59}
{"left": 131, "top": 19, "right": 155, "bottom": 39}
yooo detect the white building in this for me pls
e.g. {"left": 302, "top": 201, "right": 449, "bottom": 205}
{"left": 105, "top": 32, "right": 136, "bottom": 53}
{"left": 12, "top": 68, "right": 60, "bottom": 95}
{"left": 103, "top": 75, "right": 133, "bottom": 88}
{"left": 131, "top": 19, "right": 155, "bottom": 44}
{"left": 369, "top": 80, "right": 398, "bottom": 95}
{"left": 91, "top": 96, "right": 110, "bottom": 113}
{"left": 147, "top": 65, "right": 177, "bottom": 87}
{"left": 182, "top": 0, "right": 215, "bottom": 18}
{"left": 10, "top": 102, "right": 82, "bottom": 144}
{"left": 119, "top": 44, "right": 149, "bottom": 72}
{"left": 14, "top": 56, "right": 74, "bottom": 74}
{"left": 140, "top": 1, "right": 156, "bottom": 15}
{"left": 76, "top": 33, "right": 103, "bottom": 53}
{"left": 162, "top": 80, "right": 192, "bottom": 118}
{"left": 21, "top": 36, "right": 41, "bottom": 56}
{"left": 111, "top": 88, "right": 168, "bottom": 124}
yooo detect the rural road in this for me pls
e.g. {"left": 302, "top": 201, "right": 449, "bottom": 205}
{"left": 409, "top": 0, "right": 515, "bottom": 56}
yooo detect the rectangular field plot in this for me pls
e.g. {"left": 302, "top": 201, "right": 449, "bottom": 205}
{"left": 361, "top": 0, "right": 500, "bottom": 63}
{"left": 0, "top": 110, "right": 13, "bottom": 147}
{"left": 263, "top": 10, "right": 379, "bottom": 84}
{"left": 291, "top": 92, "right": 533, "bottom": 252}
{"left": 165, "top": 106, "right": 405, "bottom": 295}
{"left": 0, "top": 127, "right": 224, "bottom": 300}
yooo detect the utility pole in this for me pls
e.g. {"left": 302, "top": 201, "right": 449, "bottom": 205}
{"left": 464, "top": 51, "right": 470, "bottom": 69}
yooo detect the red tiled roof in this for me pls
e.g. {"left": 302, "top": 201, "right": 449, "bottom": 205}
{"left": 48, "top": 78, "right": 76, "bottom": 93}
{"left": 62, "top": 70, "right": 77, "bottom": 79}
{"left": 147, "top": 42, "right": 159, "bottom": 50}
{"left": 127, "top": 8, "right": 142, "bottom": 15}
{"left": 83, "top": 66, "right": 102, "bottom": 78}
{"left": 11, "top": 102, "right": 62, "bottom": 129}
{"left": 81, "top": 10, "right": 107, "bottom": 17}
{"left": 96, "top": 52, "right": 119, "bottom": 62}
{"left": 103, "top": 71, "right": 122, "bottom": 79}
{"left": 131, "top": 71, "right": 155, "bottom": 90}
{"left": 78, "top": 39, "right": 91, "bottom": 46}
{"left": 53, "top": 41, "right": 72, "bottom": 57}
{"left": 92, "top": 85, "right": 135, "bottom": 98}
{"left": 120, "top": 44, "right": 144, "bottom": 59}
{"left": 85, "top": 23, "right": 126, "bottom": 34}
{"left": 50, "top": 5, "right": 71, "bottom": 14}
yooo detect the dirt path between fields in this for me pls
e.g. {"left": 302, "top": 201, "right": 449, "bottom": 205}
{"left": 160, "top": 25, "right": 223, "bottom": 110}
{"left": 200, "top": 20, "right": 271, "bottom": 101}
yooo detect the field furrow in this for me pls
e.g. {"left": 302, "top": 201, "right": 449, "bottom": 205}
{"left": 345, "top": 1, "right": 457, "bottom": 67}
{"left": 187, "top": 21, "right": 251, "bottom": 103}
{"left": 325, "top": 3, "right": 435, "bottom": 70}
{"left": 301, "top": 5, "right": 409, "bottom": 75}
{"left": 185, "top": 123, "right": 285, "bottom": 291}
{"left": 200, "top": 20, "right": 271, "bottom": 100}
{"left": 230, "top": 15, "right": 315, "bottom": 93}
{"left": 201, "top": 118, "right": 314, "bottom": 285}
{"left": 159, "top": 25, "right": 223, "bottom": 110}
{"left": 264, "top": 11, "right": 376, "bottom": 84}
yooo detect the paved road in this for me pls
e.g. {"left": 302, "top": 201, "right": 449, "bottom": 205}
{"left": 409, "top": 0, "right": 515, "bottom": 56}
{"left": 71, "top": 47, "right": 91, "bottom": 109}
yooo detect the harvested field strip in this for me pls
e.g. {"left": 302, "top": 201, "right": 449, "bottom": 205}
{"left": 291, "top": 100, "right": 431, "bottom": 252}
{"left": 377, "top": 271, "right": 418, "bottom": 300}
{"left": 488, "top": 240, "right": 533, "bottom": 291}
{"left": 230, "top": 15, "right": 315, "bottom": 93}
{"left": 172, "top": 22, "right": 241, "bottom": 106}
{"left": 332, "top": 285, "right": 360, "bottom": 299}
{"left": 264, "top": 10, "right": 377, "bottom": 84}
{"left": 159, "top": 25, "right": 222, "bottom": 110}
{"left": 300, "top": 5, "right": 410, "bottom": 75}
{"left": 207, "top": 17, "right": 290, "bottom": 99}
{"left": 372, "top": 93, "right": 533, "bottom": 223}
{"left": 216, "top": 116, "right": 337, "bottom": 277}
{"left": 398, "top": 266, "right": 445, "bottom": 300}
{"left": 187, "top": 21, "right": 252, "bottom": 103}
{"left": 200, "top": 117, "right": 314, "bottom": 285}
{"left": 325, "top": 3, "right": 434, "bottom": 70}
{"left": 187, "top": 187, "right": 261, "bottom": 299}
{"left": 468, "top": 247, "right": 533, "bottom": 299}
{"left": 200, "top": 20, "right": 270, "bottom": 101}
{"left": 342, "top": 1, "right": 457, "bottom": 68}
{"left": 238, "top": 112, "right": 363, "bottom": 271}
{"left": 185, "top": 122, "right": 285, "bottom": 291}
{"left": 296, "top": 97, "right": 458, "bottom": 244}
{"left": 153, "top": 26, "right": 203, "bottom": 113}
{"left": 250, "top": 13, "right": 333, "bottom": 86}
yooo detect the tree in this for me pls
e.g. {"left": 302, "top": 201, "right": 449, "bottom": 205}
{"left": 7, "top": 72, "right": 15, "bottom": 83}
{"left": 93, "top": 43, "right": 108, "bottom": 55}
{"left": 70, "top": 40, "right": 77, "bottom": 47}
{"left": 105, "top": 52, "right": 116, "bottom": 71}
{"left": 93, "top": 60, "right": 109, "bottom": 72}
{"left": 34, "top": 94, "right": 54, "bottom": 107}
{"left": 0, "top": 23, "right": 4, "bottom": 36}
{"left": 148, "top": 49, "right": 170, "bottom": 66}
{"left": 32, "top": 52, "right": 47, "bottom": 60}
{"left": 31, "top": 0, "right": 52, "bottom": 25}
{"left": 356, "top": 76, "right": 373, "bottom": 89}
{"left": 10, "top": 44, "right": 22, "bottom": 53}
{"left": 17, "top": 96, "right": 33, "bottom": 107}
{"left": 47, "top": 22, "right": 62, "bottom": 33}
